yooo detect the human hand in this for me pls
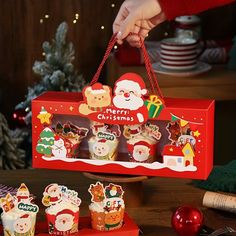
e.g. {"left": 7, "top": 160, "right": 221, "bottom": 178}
{"left": 113, "top": 0, "right": 166, "bottom": 47}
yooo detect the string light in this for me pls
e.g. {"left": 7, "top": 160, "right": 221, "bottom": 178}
{"left": 114, "top": 45, "right": 118, "bottom": 49}
{"left": 40, "top": 19, "right": 44, "bottom": 24}
{"left": 111, "top": 3, "right": 115, "bottom": 7}
{"left": 42, "top": 52, "right": 46, "bottom": 56}
{"left": 101, "top": 26, "right": 105, "bottom": 30}
{"left": 44, "top": 14, "right": 50, "bottom": 19}
{"left": 75, "top": 13, "right": 79, "bottom": 19}
{"left": 73, "top": 19, "right": 77, "bottom": 24}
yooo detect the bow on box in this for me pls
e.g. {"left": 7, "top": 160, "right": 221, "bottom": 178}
{"left": 144, "top": 95, "right": 164, "bottom": 118}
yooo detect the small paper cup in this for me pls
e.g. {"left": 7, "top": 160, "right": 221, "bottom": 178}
{"left": 45, "top": 208, "right": 79, "bottom": 235}
{"left": 90, "top": 207, "right": 125, "bottom": 231}
{"left": 88, "top": 138, "right": 118, "bottom": 161}
{"left": 127, "top": 141, "right": 158, "bottom": 163}
{"left": 1, "top": 212, "right": 36, "bottom": 236}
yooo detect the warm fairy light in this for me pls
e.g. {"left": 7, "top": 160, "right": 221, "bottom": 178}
{"left": 40, "top": 19, "right": 44, "bottom": 24}
{"left": 114, "top": 45, "right": 118, "bottom": 49}
{"left": 42, "top": 52, "right": 46, "bottom": 56}
{"left": 73, "top": 19, "right": 77, "bottom": 24}
{"left": 111, "top": 3, "right": 115, "bottom": 7}
{"left": 164, "top": 32, "right": 169, "bottom": 36}
{"left": 75, "top": 13, "right": 79, "bottom": 19}
{"left": 44, "top": 14, "right": 50, "bottom": 19}
{"left": 101, "top": 26, "right": 105, "bottom": 30}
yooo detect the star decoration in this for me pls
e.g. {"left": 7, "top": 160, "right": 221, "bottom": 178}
{"left": 69, "top": 106, "right": 74, "bottom": 111}
{"left": 37, "top": 111, "right": 52, "bottom": 124}
{"left": 193, "top": 130, "right": 201, "bottom": 137}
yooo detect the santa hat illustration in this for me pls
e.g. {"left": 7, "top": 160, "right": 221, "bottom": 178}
{"left": 56, "top": 209, "right": 75, "bottom": 218}
{"left": 114, "top": 73, "right": 147, "bottom": 96}
{"left": 20, "top": 214, "right": 29, "bottom": 219}
{"left": 98, "top": 139, "right": 107, "bottom": 143}
{"left": 44, "top": 183, "right": 59, "bottom": 194}
{"left": 54, "top": 135, "right": 61, "bottom": 141}
{"left": 17, "top": 183, "right": 29, "bottom": 193}
{"left": 44, "top": 184, "right": 62, "bottom": 204}
{"left": 87, "top": 83, "right": 106, "bottom": 94}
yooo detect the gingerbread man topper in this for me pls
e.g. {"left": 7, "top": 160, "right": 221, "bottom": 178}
{"left": 78, "top": 73, "right": 149, "bottom": 125}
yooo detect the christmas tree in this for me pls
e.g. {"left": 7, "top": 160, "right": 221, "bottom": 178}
{"left": 36, "top": 128, "right": 55, "bottom": 157}
{"left": 9, "top": 21, "right": 86, "bottom": 168}
{"left": 16, "top": 21, "right": 86, "bottom": 111}
{"left": 0, "top": 113, "right": 25, "bottom": 169}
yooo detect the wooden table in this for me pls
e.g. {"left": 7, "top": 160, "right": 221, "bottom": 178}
{"left": 1, "top": 169, "right": 235, "bottom": 235}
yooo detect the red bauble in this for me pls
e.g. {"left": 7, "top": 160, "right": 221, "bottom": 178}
{"left": 12, "top": 109, "right": 27, "bottom": 127}
{"left": 172, "top": 205, "right": 204, "bottom": 236}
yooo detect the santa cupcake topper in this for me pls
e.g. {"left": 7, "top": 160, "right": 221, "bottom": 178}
{"left": 42, "top": 183, "right": 81, "bottom": 207}
{"left": 78, "top": 73, "right": 151, "bottom": 125}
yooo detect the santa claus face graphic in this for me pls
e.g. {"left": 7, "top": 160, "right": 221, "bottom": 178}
{"left": 133, "top": 144, "right": 150, "bottom": 162}
{"left": 113, "top": 74, "right": 147, "bottom": 111}
{"left": 14, "top": 215, "right": 31, "bottom": 234}
{"left": 93, "top": 140, "right": 109, "bottom": 157}
{"left": 55, "top": 212, "right": 74, "bottom": 232}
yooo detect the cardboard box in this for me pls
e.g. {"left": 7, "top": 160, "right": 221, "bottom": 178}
{"left": 32, "top": 91, "right": 214, "bottom": 180}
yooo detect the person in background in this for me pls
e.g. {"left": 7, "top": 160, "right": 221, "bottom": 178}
{"left": 113, "top": 0, "right": 235, "bottom": 47}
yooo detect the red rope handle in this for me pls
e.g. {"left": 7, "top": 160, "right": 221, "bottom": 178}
{"left": 90, "top": 33, "right": 117, "bottom": 85}
{"left": 90, "top": 33, "right": 164, "bottom": 101}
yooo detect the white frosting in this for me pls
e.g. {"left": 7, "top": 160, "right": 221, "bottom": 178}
{"left": 89, "top": 202, "right": 105, "bottom": 213}
{"left": 46, "top": 200, "right": 79, "bottom": 215}
{"left": 127, "top": 135, "right": 157, "bottom": 145}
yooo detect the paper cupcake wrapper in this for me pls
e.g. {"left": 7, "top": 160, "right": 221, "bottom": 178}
{"left": 1, "top": 213, "right": 36, "bottom": 236}
{"left": 90, "top": 207, "right": 125, "bottom": 231}
{"left": 46, "top": 210, "right": 79, "bottom": 235}
{"left": 127, "top": 142, "right": 158, "bottom": 163}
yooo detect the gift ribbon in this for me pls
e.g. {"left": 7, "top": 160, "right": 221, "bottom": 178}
{"left": 146, "top": 95, "right": 163, "bottom": 117}
{"left": 90, "top": 33, "right": 165, "bottom": 103}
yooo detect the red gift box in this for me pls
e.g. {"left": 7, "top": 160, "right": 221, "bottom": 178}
{"left": 32, "top": 91, "right": 214, "bottom": 180}
{"left": 32, "top": 34, "right": 214, "bottom": 180}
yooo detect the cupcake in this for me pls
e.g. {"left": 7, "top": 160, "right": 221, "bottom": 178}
{"left": 0, "top": 184, "right": 39, "bottom": 236}
{"left": 88, "top": 131, "right": 119, "bottom": 161}
{"left": 125, "top": 123, "right": 161, "bottom": 163}
{"left": 42, "top": 183, "right": 81, "bottom": 235}
{"left": 54, "top": 122, "right": 88, "bottom": 158}
{"left": 88, "top": 182, "right": 125, "bottom": 231}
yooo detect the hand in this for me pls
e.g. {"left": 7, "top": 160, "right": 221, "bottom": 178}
{"left": 113, "top": 0, "right": 166, "bottom": 47}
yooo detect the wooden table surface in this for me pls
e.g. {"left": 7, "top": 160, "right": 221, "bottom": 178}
{"left": 1, "top": 169, "right": 235, "bottom": 235}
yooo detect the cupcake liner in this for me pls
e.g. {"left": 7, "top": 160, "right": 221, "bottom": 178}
{"left": 1, "top": 212, "right": 36, "bottom": 236}
{"left": 45, "top": 209, "right": 79, "bottom": 235}
{"left": 90, "top": 207, "right": 125, "bottom": 231}
{"left": 127, "top": 142, "right": 158, "bottom": 163}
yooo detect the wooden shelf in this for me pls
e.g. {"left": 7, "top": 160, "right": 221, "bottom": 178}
{"left": 107, "top": 56, "right": 236, "bottom": 101}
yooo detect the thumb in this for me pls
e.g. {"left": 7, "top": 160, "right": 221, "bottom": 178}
{"left": 118, "top": 12, "right": 139, "bottom": 40}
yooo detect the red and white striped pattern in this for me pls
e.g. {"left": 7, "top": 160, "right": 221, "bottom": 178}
{"left": 160, "top": 38, "right": 198, "bottom": 70}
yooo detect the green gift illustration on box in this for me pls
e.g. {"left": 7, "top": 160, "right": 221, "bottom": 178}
{"left": 144, "top": 95, "right": 164, "bottom": 118}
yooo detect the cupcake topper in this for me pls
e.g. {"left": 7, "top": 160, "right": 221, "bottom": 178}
{"left": 17, "top": 202, "right": 39, "bottom": 213}
{"left": 0, "top": 193, "right": 15, "bottom": 213}
{"left": 42, "top": 183, "right": 62, "bottom": 207}
{"left": 60, "top": 186, "right": 81, "bottom": 207}
{"left": 105, "top": 184, "right": 124, "bottom": 199}
{"left": 144, "top": 122, "right": 162, "bottom": 141}
{"left": 42, "top": 183, "right": 81, "bottom": 207}
{"left": 88, "top": 182, "right": 105, "bottom": 203}
{"left": 16, "top": 183, "right": 33, "bottom": 203}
